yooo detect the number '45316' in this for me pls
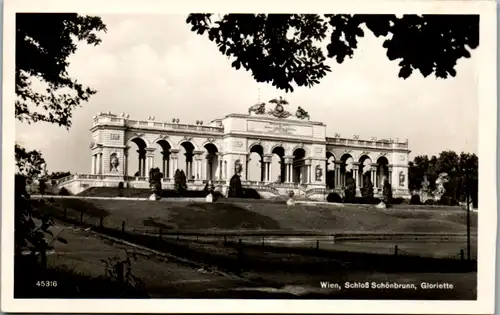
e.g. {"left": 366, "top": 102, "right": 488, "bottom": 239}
{"left": 36, "top": 281, "right": 57, "bottom": 287}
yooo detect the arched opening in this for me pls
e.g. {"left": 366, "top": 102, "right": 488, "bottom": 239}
{"left": 154, "top": 140, "right": 172, "bottom": 178}
{"left": 340, "top": 154, "right": 354, "bottom": 187}
{"left": 377, "top": 156, "right": 390, "bottom": 188}
{"left": 292, "top": 148, "right": 306, "bottom": 184}
{"left": 358, "top": 155, "right": 373, "bottom": 189}
{"left": 247, "top": 144, "right": 264, "bottom": 182}
{"left": 271, "top": 146, "right": 285, "bottom": 183}
{"left": 128, "top": 138, "right": 148, "bottom": 177}
{"left": 204, "top": 143, "right": 218, "bottom": 181}
{"left": 326, "top": 152, "right": 335, "bottom": 189}
{"left": 179, "top": 142, "right": 195, "bottom": 180}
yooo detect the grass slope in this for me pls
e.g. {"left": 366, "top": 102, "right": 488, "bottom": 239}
{"left": 35, "top": 198, "right": 477, "bottom": 234}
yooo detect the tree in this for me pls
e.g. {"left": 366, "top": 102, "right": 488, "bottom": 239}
{"left": 14, "top": 13, "right": 106, "bottom": 276}
{"left": 186, "top": 14, "right": 479, "bottom": 92}
{"left": 15, "top": 144, "right": 47, "bottom": 179}
{"left": 174, "top": 169, "right": 187, "bottom": 196}
{"left": 382, "top": 179, "right": 393, "bottom": 206}
{"left": 16, "top": 13, "right": 107, "bottom": 128}
{"left": 361, "top": 175, "right": 374, "bottom": 203}
{"left": 344, "top": 176, "right": 356, "bottom": 203}
{"left": 48, "top": 171, "right": 71, "bottom": 180}
{"left": 148, "top": 167, "right": 163, "bottom": 196}
{"left": 38, "top": 179, "right": 47, "bottom": 195}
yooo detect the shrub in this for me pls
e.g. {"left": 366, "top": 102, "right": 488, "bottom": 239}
{"left": 228, "top": 174, "right": 243, "bottom": 198}
{"left": 424, "top": 199, "right": 435, "bottom": 205}
{"left": 174, "top": 169, "right": 187, "bottom": 196}
{"left": 118, "top": 182, "right": 124, "bottom": 189}
{"left": 327, "top": 192, "right": 342, "bottom": 203}
{"left": 38, "top": 179, "right": 47, "bottom": 195}
{"left": 410, "top": 195, "right": 421, "bottom": 205}
{"left": 58, "top": 187, "right": 71, "bottom": 196}
{"left": 382, "top": 180, "right": 393, "bottom": 206}
{"left": 392, "top": 197, "right": 405, "bottom": 204}
{"left": 361, "top": 175, "right": 374, "bottom": 203}
{"left": 148, "top": 167, "right": 163, "bottom": 196}
{"left": 437, "top": 196, "right": 460, "bottom": 206}
{"left": 344, "top": 177, "right": 356, "bottom": 203}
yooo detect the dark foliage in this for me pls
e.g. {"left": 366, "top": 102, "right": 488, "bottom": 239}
{"left": 48, "top": 171, "right": 71, "bottom": 180}
{"left": 408, "top": 151, "right": 478, "bottom": 208}
{"left": 424, "top": 199, "right": 436, "bottom": 205}
{"left": 15, "top": 144, "right": 47, "bottom": 178}
{"left": 38, "top": 179, "right": 47, "bottom": 195}
{"left": 174, "top": 169, "right": 187, "bottom": 196}
{"left": 410, "top": 194, "right": 422, "bottom": 205}
{"left": 58, "top": 187, "right": 71, "bottom": 196}
{"left": 327, "top": 192, "right": 342, "bottom": 203}
{"left": 16, "top": 13, "right": 107, "bottom": 128}
{"left": 148, "top": 167, "right": 163, "bottom": 195}
{"left": 438, "top": 196, "right": 460, "bottom": 206}
{"left": 118, "top": 182, "right": 124, "bottom": 189}
{"left": 186, "top": 14, "right": 479, "bottom": 92}
{"left": 361, "top": 175, "right": 374, "bottom": 203}
{"left": 382, "top": 180, "right": 393, "bottom": 206}
{"left": 229, "top": 174, "right": 243, "bottom": 198}
{"left": 344, "top": 177, "right": 356, "bottom": 203}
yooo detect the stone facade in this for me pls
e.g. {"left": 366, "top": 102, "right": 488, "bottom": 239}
{"left": 59, "top": 109, "right": 411, "bottom": 199}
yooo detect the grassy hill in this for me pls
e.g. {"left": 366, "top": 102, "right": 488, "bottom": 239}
{"left": 34, "top": 197, "right": 477, "bottom": 234}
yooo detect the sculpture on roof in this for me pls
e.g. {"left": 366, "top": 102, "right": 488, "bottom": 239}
{"left": 268, "top": 96, "right": 292, "bottom": 119}
{"left": 248, "top": 102, "right": 266, "bottom": 115}
{"left": 296, "top": 106, "right": 310, "bottom": 120}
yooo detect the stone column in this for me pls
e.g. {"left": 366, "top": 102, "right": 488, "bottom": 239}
{"left": 91, "top": 155, "right": 96, "bottom": 174}
{"left": 219, "top": 159, "right": 223, "bottom": 180}
{"left": 123, "top": 151, "right": 128, "bottom": 178}
{"left": 371, "top": 166, "right": 377, "bottom": 190}
{"left": 97, "top": 153, "right": 102, "bottom": 174}
{"left": 353, "top": 165, "right": 359, "bottom": 188}
{"left": 388, "top": 165, "right": 393, "bottom": 185}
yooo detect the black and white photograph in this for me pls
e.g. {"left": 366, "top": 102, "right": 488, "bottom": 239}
{"left": 2, "top": 0, "right": 497, "bottom": 313}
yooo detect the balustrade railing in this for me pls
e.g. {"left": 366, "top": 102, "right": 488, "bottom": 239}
{"left": 326, "top": 137, "right": 408, "bottom": 150}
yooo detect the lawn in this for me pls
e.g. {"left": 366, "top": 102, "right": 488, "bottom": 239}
{"left": 35, "top": 197, "right": 477, "bottom": 234}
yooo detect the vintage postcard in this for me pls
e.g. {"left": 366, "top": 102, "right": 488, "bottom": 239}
{"left": 1, "top": 0, "right": 497, "bottom": 313}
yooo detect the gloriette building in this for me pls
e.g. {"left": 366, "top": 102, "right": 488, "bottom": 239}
{"left": 58, "top": 99, "right": 411, "bottom": 199}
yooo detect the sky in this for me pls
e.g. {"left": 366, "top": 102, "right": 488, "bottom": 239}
{"left": 15, "top": 14, "right": 479, "bottom": 174}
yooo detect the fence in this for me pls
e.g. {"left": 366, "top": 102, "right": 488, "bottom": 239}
{"left": 48, "top": 203, "right": 476, "bottom": 263}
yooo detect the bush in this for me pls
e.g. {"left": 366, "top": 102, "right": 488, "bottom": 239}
{"left": 410, "top": 195, "right": 421, "bottom": 205}
{"left": 424, "top": 199, "right": 435, "bottom": 205}
{"left": 382, "top": 180, "right": 393, "bottom": 206}
{"left": 228, "top": 174, "right": 243, "bottom": 198}
{"left": 392, "top": 197, "right": 405, "bottom": 204}
{"left": 437, "top": 196, "right": 460, "bottom": 206}
{"left": 38, "top": 179, "right": 47, "bottom": 195}
{"left": 327, "top": 192, "right": 342, "bottom": 203}
{"left": 174, "top": 169, "right": 187, "bottom": 196}
{"left": 118, "top": 182, "right": 124, "bottom": 189}
{"left": 344, "top": 177, "right": 356, "bottom": 203}
{"left": 361, "top": 175, "right": 374, "bottom": 202}
{"left": 58, "top": 187, "right": 71, "bottom": 196}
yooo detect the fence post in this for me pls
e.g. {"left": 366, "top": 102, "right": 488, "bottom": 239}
{"left": 121, "top": 221, "right": 125, "bottom": 233}
{"left": 177, "top": 231, "right": 179, "bottom": 241}
{"left": 224, "top": 235, "right": 227, "bottom": 246}
{"left": 394, "top": 245, "right": 398, "bottom": 257}
{"left": 64, "top": 208, "right": 67, "bottom": 219}
{"left": 80, "top": 211, "right": 83, "bottom": 224}
{"left": 262, "top": 237, "right": 265, "bottom": 248}
{"left": 460, "top": 249, "right": 464, "bottom": 261}
{"left": 316, "top": 240, "right": 320, "bottom": 251}
{"left": 159, "top": 228, "right": 162, "bottom": 240}
{"left": 99, "top": 217, "right": 103, "bottom": 228}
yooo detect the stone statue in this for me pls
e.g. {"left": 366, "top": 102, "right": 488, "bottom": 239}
{"left": 248, "top": 102, "right": 266, "bottom": 115}
{"left": 110, "top": 155, "right": 119, "bottom": 172}
{"left": 399, "top": 171, "right": 405, "bottom": 187}
{"left": 268, "top": 96, "right": 292, "bottom": 119}
{"left": 235, "top": 161, "right": 243, "bottom": 175}
{"left": 295, "top": 106, "right": 310, "bottom": 120}
{"left": 315, "top": 166, "right": 323, "bottom": 181}
{"left": 433, "top": 173, "right": 449, "bottom": 201}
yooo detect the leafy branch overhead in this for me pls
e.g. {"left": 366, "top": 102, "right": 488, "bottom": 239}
{"left": 186, "top": 14, "right": 479, "bottom": 92}
{"left": 16, "top": 13, "right": 107, "bottom": 129}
